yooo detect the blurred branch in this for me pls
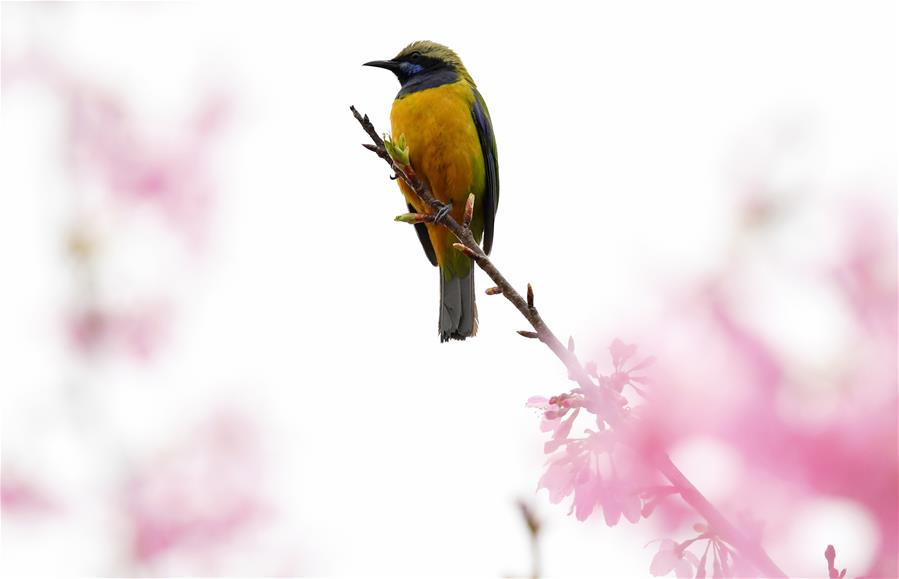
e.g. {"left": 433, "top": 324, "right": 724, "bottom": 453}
{"left": 517, "top": 500, "right": 542, "bottom": 579}
{"left": 351, "top": 106, "right": 787, "bottom": 579}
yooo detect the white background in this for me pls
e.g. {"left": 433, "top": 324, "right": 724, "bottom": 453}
{"left": 2, "top": 1, "right": 895, "bottom": 576}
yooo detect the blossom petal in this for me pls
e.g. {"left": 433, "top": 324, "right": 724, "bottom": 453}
{"left": 553, "top": 408, "right": 580, "bottom": 441}
{"left": 650, "top": 549, "right": 679, "bottom": 576}
{"left": 610, "top": 339, "right": 637, "bottom": 368}
{"left": 573, "top": 478, "right": 599, "bottom": 521}
{"left": 621, "top": 492, "right": 642, "bottom": 523}
{"left": 526, "top": 396, "right": 549, "bottom": 408}
{"left": 540, "top": 417, "right": 560, "bottom": 433}
{"left": 538, "top": 456, "right": 576, "bottom": 503}
{"left": 674, "top": 558, "right": 694, "bottom": 579}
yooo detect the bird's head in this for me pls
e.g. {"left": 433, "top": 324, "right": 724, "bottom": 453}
{"left": 364, "top": 41, "right": 474, "bottom": 91}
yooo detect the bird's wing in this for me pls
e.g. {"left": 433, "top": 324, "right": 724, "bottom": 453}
{"left": 471, "top": 89, "right": 499, "bottom": 254}
{"left": 408, "top": 202, "right": 438, "bottom": 266}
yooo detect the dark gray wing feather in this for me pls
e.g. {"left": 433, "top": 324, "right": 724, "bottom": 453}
{"left": 408, "top": 203, "right": 437, "bottom": 266}
{"left": 471, "top": 89, "right": 499, "bottom": 254}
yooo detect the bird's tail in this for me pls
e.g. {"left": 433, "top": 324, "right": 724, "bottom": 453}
{"left": 439, "top": 265, "right": 477, "bottom": 342}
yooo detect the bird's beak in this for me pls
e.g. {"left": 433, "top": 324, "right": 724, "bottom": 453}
{"left": 363, "top": 59, "right": 402, "bottom": 73}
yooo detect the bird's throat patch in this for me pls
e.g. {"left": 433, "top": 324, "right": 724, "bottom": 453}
{"left": 397, "top": 69, "right": 460, "bottom": 98}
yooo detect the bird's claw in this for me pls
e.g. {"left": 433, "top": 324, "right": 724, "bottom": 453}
{"left": 432, "top": 200, "right": 453, "bottom": 224}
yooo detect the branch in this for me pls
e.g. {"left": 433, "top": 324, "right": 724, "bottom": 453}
{"left": 351, "top": 105, "right": 787, "bottom": 579}
{"left": 517, "top": 500, "right": 542, "bottom": 579}
{"left": 350, "top": 106, "right": 591, "bottom": 388}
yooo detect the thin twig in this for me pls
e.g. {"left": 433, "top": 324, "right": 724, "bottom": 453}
{"left": 351, "top": 105, "right": 787, "bottom": 579}
{"left": 517, "top": 500, "right": 542, "bottom": 579}
{"left": 351, "top": 106, "right": 594, "bottom": 386}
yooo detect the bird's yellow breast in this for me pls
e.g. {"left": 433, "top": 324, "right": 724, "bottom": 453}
{"left": 390, "top": 80, "right": 485, "bottom": 213}
{"left": 390, "top": 80, "right": 486, "bottom": 273}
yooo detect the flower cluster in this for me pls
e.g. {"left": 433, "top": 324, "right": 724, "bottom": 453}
{"left": 15, "top": 56, "right": 230, "bottom": 362}
{"left": 67, "top": 84, "right": 228, "bottom": 247}
{"left": 123, "top": 412, "right": 267, "bottom": 569}
{"left": 528, "top": 342, "right": 765, "bottom": 577}
{"left": 649, "top": 526, "right": 751, "bottom": 579}
{"left": 528, "top": 340, "right": 658, "bottom": 525}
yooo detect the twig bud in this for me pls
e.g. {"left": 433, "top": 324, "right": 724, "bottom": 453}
{"left": 462, "top": 193, "right": 475, "bottom": 229}
{"left": 517, "top": 330, "right": 540, "bottom": 339}
{"left": 394, "top": 212, "right": 434, "bottom": 224}
{"left": 485, "top": 286, "right": 503, "bottom": 296}
{"left": 384, "top": 133, "right": 410, "bottom": 166}
{"left": 527, "top": 283, "right": 535, "bottom": 309}
{"left": 452, "top": 242, "right": 479, "bottom": 260}
{"left": 568, "top": 336, "right": 575, "bottom": 352}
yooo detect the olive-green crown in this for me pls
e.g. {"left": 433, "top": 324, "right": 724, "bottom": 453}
{"left": 395, "top": 40, "right": 475, "bottom": 85}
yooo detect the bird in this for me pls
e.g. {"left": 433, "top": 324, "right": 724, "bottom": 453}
{"left": 364, "top": 41, "right": 498, "bottom": 342}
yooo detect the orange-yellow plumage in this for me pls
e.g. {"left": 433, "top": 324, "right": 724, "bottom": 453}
{"left": 390, "top": 80, "right": 486, "bottom": 276}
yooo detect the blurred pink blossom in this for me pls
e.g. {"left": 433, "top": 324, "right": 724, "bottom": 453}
{"left": 67, "top": 85, "right": 228, "bottom": 247}
{"left": 630, "top": 200, "right": 894, "bottom": 575}
{"left": 7, "top": 52, "right": 228, "bottom": 246}
{"left": 7, "top": 55, "right": 231, "bottom": 362}
{"left": 1, "top": 471, "right": 58, "bottom": 516}
{"left": 123, "top": 411, "right": 267, "bottom": 569}
{"left": 66, "top": 302, "right": 170, "bottom": 361}
{"left": 830, "top": 205, "right": 897, "bottom": 339}
{"left": 528, "top": 190, "right": 896, "bottom": 576}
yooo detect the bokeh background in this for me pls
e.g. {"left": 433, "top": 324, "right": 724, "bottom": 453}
{"left": 2, "top": 2, "right": 896, "bottom": 577}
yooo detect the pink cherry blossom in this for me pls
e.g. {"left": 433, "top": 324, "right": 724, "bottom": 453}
{"left": 122, "top": 411, "right": 267, "bottom": 569}
{"left": 527, "top": 394, "right": 582, "bottom": 451}
{"left": 649, "top": 539, "right": 699, "bottom": 578}
{"left": 530, "top": 345, "right": 659, "bottom": 526}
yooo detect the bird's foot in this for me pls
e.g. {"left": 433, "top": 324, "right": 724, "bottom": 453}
{"left": 432, "top": 200, "right": 453, "bottom": 224}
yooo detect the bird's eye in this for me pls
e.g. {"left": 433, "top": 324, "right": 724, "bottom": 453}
{"left": 409, "top": 52, "right": 421, "bottom": 61}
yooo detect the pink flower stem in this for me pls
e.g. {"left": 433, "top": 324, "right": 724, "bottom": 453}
{"left": 352, "top": 106, "right": 788, "bottom": 579}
